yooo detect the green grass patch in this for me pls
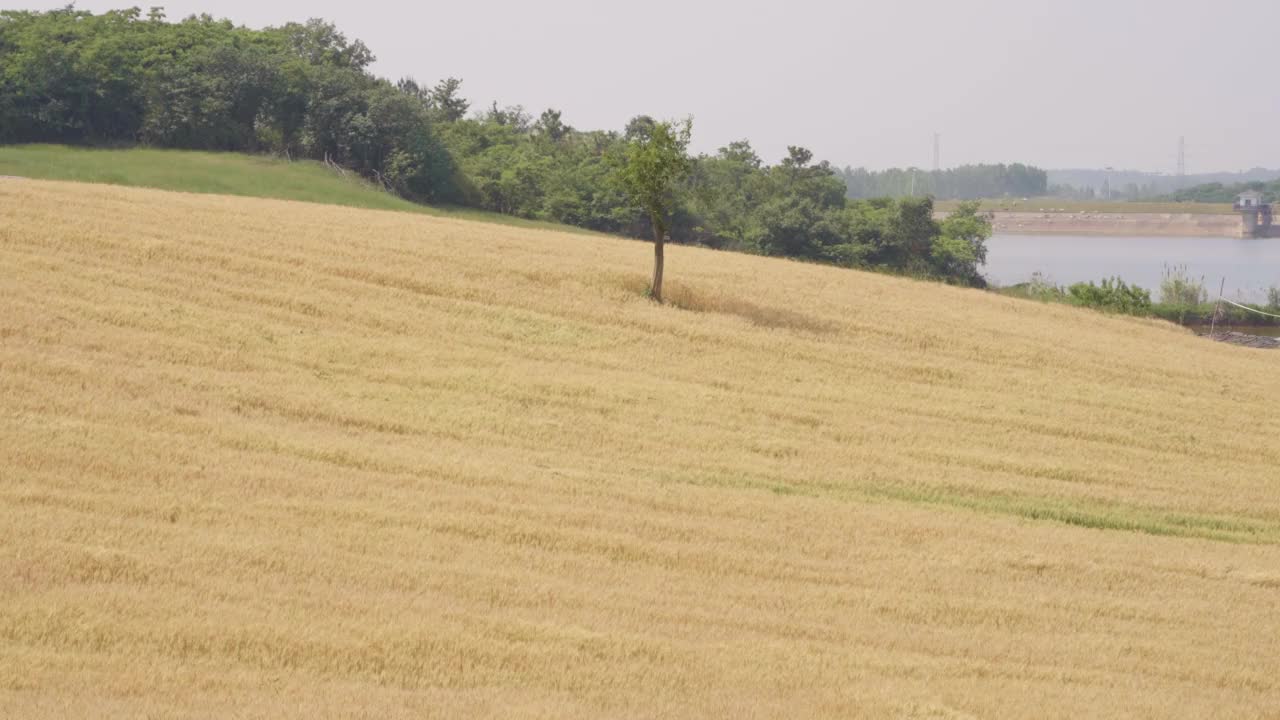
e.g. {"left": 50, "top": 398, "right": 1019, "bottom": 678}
{"left": 864, "top": 483, "right": 1280, "bottom": 544}
{"left": 675, "top": 470, "right": 1279, "bottom": 545}
{"left": 0, "top": 144, "right": 596, "bottom": 234}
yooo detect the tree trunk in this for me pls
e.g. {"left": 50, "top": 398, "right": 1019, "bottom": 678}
{"left": 651, "top": 222, "right": 665, "bottom": 303}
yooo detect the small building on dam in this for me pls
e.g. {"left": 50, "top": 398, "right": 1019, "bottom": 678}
{"left": 1235, "top": 191, "right": 1277, "bottom": 237}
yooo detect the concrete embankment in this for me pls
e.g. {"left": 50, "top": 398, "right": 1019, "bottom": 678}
{"left": 936, "top": 211, "right": 1244, "bottom": 237}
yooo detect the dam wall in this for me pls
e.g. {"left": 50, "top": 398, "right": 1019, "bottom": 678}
{"left": 958, "top": 211, "right": 1245, "bottom": 237}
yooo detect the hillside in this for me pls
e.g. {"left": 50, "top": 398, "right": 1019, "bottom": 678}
{"left": 3, "top": 179, "right": 1280, "bottom": 718}
{"left": 0, "top": 145, "right": 583, "bottom": 233}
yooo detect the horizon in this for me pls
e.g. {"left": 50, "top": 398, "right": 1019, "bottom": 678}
{"left": 13, "top": 0, "right": 1280, "bottom": 174}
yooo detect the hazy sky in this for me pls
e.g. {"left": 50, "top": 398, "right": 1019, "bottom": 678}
{"left": 24, "top": 0, "right": 1280, "bottom": 172}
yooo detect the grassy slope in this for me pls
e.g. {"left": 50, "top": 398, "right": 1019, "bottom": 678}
{"left": 0, "top": 144, "right": 592, "bottom": 233}
{"left": 3, "top": 179, "right": 1280, "bottom": 718}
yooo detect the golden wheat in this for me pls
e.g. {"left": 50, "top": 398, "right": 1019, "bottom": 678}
{"left": 2, "top": 180, "right": 1279, "bottom": 719}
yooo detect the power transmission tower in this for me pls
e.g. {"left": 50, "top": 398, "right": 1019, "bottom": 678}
{"left": 932, "top": 133, "right": 940, "bottom": 172}
{"left": 1177, "top": 136, "right": 1186, "bottom": 184}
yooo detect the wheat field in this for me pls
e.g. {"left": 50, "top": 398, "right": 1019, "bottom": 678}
{"left": 2, "top": 179, "right": 1279, "bottom": 718}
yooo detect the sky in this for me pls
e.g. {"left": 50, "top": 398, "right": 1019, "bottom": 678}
{"left": 23, "top": 0, "right": 1280, "bottom": 172}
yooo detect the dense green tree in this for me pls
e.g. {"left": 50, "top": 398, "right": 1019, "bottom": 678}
{"left": 429, "top": 77, "right": 469, "bottom": 123}
{"left": 685, "top": 141, "right": 765, "bottom": 249}
{"left": 533, "top": 109, "right": 570, "bottom": 143}
{"left": 142, "top": 36, "right": 281, "bottom": 150}
{"left": 275, "top": 18, "right": 372, "bottom": 70}
{"left": 612, "top": 118, "right": 692, "bottom": 302}
{"left": 885, "top": 197, "right": 940, "bottom": 270}
{"left": 0, "top": 8, "right": 152, "bottom": 142}
{"left": 623, "top": 115, "right": 657, "bottom": 142}
{"left": 483, "top": 102, "right": 531, "bottom": 131}
{"left": 395, "top": 77, "right": 432, "bottom": 108}
{"left": 934, "top": 202, "right": 991, "bottom": 286}
{"left": 753, "top": 147, "right": 850, "bottom": 260}
{"left": 0, "top": 9, "right": 457, "bottom": 199}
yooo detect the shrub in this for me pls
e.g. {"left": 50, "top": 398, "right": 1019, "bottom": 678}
{"left": 1160, "top": 264, "right": 1207, "bottom": 306}
{"left": 1066, "top": 278, "right": 1152, "bottom": 315}
{"left": 1026, "top": 272, "right": 1066, "bottom": 302}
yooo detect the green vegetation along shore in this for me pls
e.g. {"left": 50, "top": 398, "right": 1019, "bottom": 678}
{"left": 998, "top": 271, "right": 1280, "bottom": 329}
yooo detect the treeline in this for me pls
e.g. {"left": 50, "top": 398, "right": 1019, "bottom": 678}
{"left": 1048, "top": 167, "right": 1280, "bottom": 200}
{"left": 448, "top": 121, "right": 991, "bottom": 284}
{"left": 0, "top": 7, "right": 991, "bottom": 286}
{"left": 840, "top": 164, "right": 1048, "bottom": 200}
{"left": 1162, "top": 179, "right": 1280, "bottom": 204}
{"left": 0, "top": 8, "right": 456, "bottom": 200}
{"left": 1047, "top": 181, "right": 1160, "bottom": 202}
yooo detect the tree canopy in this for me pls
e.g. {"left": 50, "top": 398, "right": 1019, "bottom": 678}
{"left": 611, "top": 118, "right": 692, "bottom": 301}
{"left": 0, "top": 7, "right": 456, "bottom": 201}
{"left": 613, "top": 119, "right": 691, "bottom": 241}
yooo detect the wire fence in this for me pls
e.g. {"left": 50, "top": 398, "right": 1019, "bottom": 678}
{"left": 1215, "top": 296, "right": 1280, "bottom": 320}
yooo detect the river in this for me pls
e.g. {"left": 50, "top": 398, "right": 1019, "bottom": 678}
{"left": 983, "top": 234, "right": 1280, "bottom": 303}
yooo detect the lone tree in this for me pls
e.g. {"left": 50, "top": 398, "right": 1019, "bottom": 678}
{"left": 613, "top": 118, "right": 692, "bottom": 303}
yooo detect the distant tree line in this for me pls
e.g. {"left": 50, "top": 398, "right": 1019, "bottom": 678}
{"left": 1161, "top": 179, "right": 1280, "bottom": 204}
{"left": 840, "top": 164, "right": 1048, "bottom": 200}
{"left": 1048, "top": 167, "right": 1280, "bottom": 200}
{"left": 0, "top": 7, "right": 991, "bottom": 286}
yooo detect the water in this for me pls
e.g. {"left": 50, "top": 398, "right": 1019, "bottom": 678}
{"left": 983, "top": 234, "right": 1280, "bottom": 303}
